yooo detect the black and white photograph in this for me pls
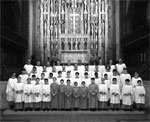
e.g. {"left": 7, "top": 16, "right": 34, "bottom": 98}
{"left": 0, "top": 0, "right": 149, "bottom": 122}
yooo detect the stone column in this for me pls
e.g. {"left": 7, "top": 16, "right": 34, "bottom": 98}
{"left": 28, "top": 0, "right": 33, "bottom": 59}
{"left": 115, "top": 0, "right": 120, "bottom": 61}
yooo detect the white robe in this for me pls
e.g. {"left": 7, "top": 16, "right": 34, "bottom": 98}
{"left": 110, "top": 84, "right": 120, "bottom": 104}
{"left": 91, "top": 71, "right": 102, "bottom": 78}
{"left": 104, "top": 79, "right": 111, "bottom": 89}
{"left": 73, "top": 78, "right": 82, "bottom": 86}
{"left": 35, "top": 66, "right": 43, "bottom": 75}
{"left": 39, "top": 79, "right": 45, "bottom": 86}
{"left": 98, "top": 84, "right": 108, "bottom": 102}
{"left": 31, "top": 80, "right": 36, "bottom": 85}
{"left": 19, "top": 74, "right": 28, "bottom": 84}
{"left": 42, "top": 71, "right": 49, "bottom": 78}
{"left": 95, "top": 78, "right": 101, "bottom": 85}
{"left": 102, "top": 71, "right": 113, "bottom": 80}
{"left": 52, "top": 72, "right": 58, "bottom": 78}
{"left": 66, "top": 65, "right": 74, "bottom": 72}
{"left": 122, "top": 85, "right": 133, "bottom": 105}
{"left": 14, "top": 82, "right": 24, "bottom": 103}
{"left": 24, "top": 84, "right": 34, "bottom": 103}
{"left": 98, "top": 65, "right": 105, "bottom": 76}
{"left": 33, "top": 84, "right": 42, "bottom": 102}
{"left": 78, "top": 65, "right": 85, "bottom": 73}
{"left": 30, "top": 72, "right": 40, "bottom": 78}
{"left": 111, "top": 75, "right": 121, "bottom": 85}
{"left": 48, "top": 78, "right": 53, "bottom": 85}
{"left": 46, "top": 66, "right": 52, "bottom": 73}
{"left": 6, "top": 78, "right": 17, "bottom": 101}
{"left": 131, "top": 77, "right": 143, "bottom": 87}
{"left": 110, "top": 65, "right": 115, "bottom": 72}
{"left": 81, "top": 71, "right": 92, "bottom": 78}
{"left": 115, "top": 63, "right": 126, "bottom": 74}
{"left": 120, "top": 73, "right": 131, "bottom": 86}
{"left": 24, "top": 64, "right": 33, "bottom": 74}
{"left": 55, "top": 66, "right": 62, "bottom": 72}
{"left": 134, "top": 86, "right": 146, "bottom": 104}
{"left": 82, "top": 78, "right": 91, "bottom": 87}
{"left": 89, "top": 65, "right": 95, "bottom": 72}
{"left": 42, "top": 84, "right": 51, "bottom": 102}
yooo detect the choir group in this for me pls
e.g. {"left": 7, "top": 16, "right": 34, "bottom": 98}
{"left": 6, "top": 59, "right": 146, "bottom": 112}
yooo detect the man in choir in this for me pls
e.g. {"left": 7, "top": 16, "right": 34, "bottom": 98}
{"left": 98, "top": 59, "right": 105, "bottom": 76}
{"left": 110, "top": 78, "right": 120, "bottom": 110}
{"left": 46, "top": 61, "right": 52, "bottom": 73}
{"left": 6, "top": 73, "right": 17, "bottom": 109}
{"left": 88, "top": 78, "right": 99, "bottom": 111}
{"left": 39, "top": 73, "right": 45, "bottom": 86}
{"left": 24, "top": 78, "right": 33, "bottom": 111}
{"left": 111, "top": 69, "right": 121, "bottom": 85}
{"left": 134, "top": 80, "right": 146, "bottom": 111}
{"left": 98, "top": 78, "right": 109, "bottom": 110}
{"left": 94, "top": 72, "right": 101, "bottom": 85}
{"left": 122, "top": 79, "right": 133, "bottom": 111}
{"left": 131, "top": 72, "right": 143, "bottom": 88}
{"left": 82, "top": 64, "right": 91, "bottom": 78}
{"left": 19, "top": 68, "right": 28, "bottom": 84}
{"left": 42, "top": 78, "right": 51, "bottom": 111}
{"left": 103, "top": 74, "right": 111, "bottom": 89}
{"left": 58, "top": 79, "right": 66, "bottom": 110}
{"left": 33, "top": 78, "right": 42, "bottom": 111}
{"left": 24, "top": 59, "right": 33, "bottom": 75}
{"left": 14, "top": 76, "right": 24, "bottom": 111}
{"left": 82, "top": 72, "right": 91, "bottom": 87}
{"left": 30, "top": 66, "right": 39, "bottom": 78}
{"left": 72, "top": 82, "right": 80, "bottom": 110}
{"left": 66, "top": 60, "right": 74, "bottom": 72}
{"left": 91, "top": 65, "right": 101, "bottom": 78}
{"left": 35, "top": 61, "right": 43, "bottom": 76}
{"left": 50, "top": 77, "right": 59, "bottom": 110}
{"left": 120, "top": 68, "right": 131, "bottom": 88}
{"left": 56, "top": 60, "right": 62, "bottom": 72}
{"left": 65, "top": 79, "right": 73, "bottom": 111}
{"left": 73, "top": 72, "right": 82, "bottom": 86}
{"left": 79, "top": 81, "right": 88, "bottom": 110}
{"left": 71, "top": 63, "right": 79, "bottom": 78}
{"left": 115, "top": 58, "right": 126, "bottom": 75}
{"left": 109, "top": 59, "right": 115, "bottom": 72}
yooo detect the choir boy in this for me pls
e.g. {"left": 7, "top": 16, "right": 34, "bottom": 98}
{"left": 111, "top": 69, "right": 121, "bottom": 85}
{"left": 66, "top": 60, "right": 74, "bottom": 72}
{"left": 23, "top": 59, "right": 33, "bottom": 75}
{"left": 24, "top": 78, "right": 34, "bottom": 111}
{"left": 42, "top": 66, "right": 49, "bottom": 78}
{"left": 98, "top": 59, "right": 105, "bottom": 76}
{"left": 56, "top": 60, "right": 62, "bottom": 72}
{"left": 35, "top": 61, "right": 43, "bottom": 76}
{"left": 30, "top": 66, "right": 39, "bottom": 78}
{"left": 57, "top": 71, "right": 63, "bottom": 85}
{"left": 58, "top": 79, "right": 66, "bottom": 110}
{"left": 52, "top": 65, "right": 58, "bottom": 78}
{"left": 88, "top": 78, "right": 99, "bottom": 111}
{"left": 73, "top": 72, "right": 82, "bottom": 86}
{"left": 82, "top": 72, "right": 91, "bottom": 87}
{"left": 33, "top": 78, "right": 42, "bottom": 110}
{"left": 72, "top": 64, "right": 79, "bottom": 78}
{"left": 72, "top": 82, "right": 80, "bottom": 110}
{"left": 19, "top": 69, "right": 28, "bottom": 84}
{"left": 50, "top": 77, "right": 59, "bottom": 110}
{"left": 48, "top": 73, "right": 53, "bottom": 85}
{"left": 31, "top": 75, "right": 36, "bottom": 85}
{"left": 82, "top": 64, "right": 91, "bottom": 78}
{"left": 109, "top": 59, "right": 115, "bottom": 72}
{"left": 14, "top": 76, "right": 24, "bottom": 111}
{"left": 6, "top": 73, "right": 17, "bottom": 109}
{"left": 65, "top": 79, "right": 73, "bottom": 111}
{"left": 62, "top": 65, "right": 66, "bottom": 78}
{"left": 79, "top": 81, "right": 88, "bottom": 110}
{"left": 42, "top": 78, "right": 51, "bottom": 111}
{"left": 131, "top": 72, "right": 143, "bottom": 88}
{"left": 110, "top": 78, "right": 120, "bottom": 110}
{"left": 134, "top": 80, "right": 146, "bottom": 111}
{"left": 94, "top": 72, "right": 101, "bottom": 85}
{"left": 103, "top": 65, "right": 113, "bottom": 80}
{"left": 103, "top": 74, "right": 111, "bottom": 89}
{"left": 46, "top": 61, "right": 52, "bottom": 73}
{"left": 122, "top": 79, "right": 133, "bottom": 111}
{"left": 98, "top": 78, "right": 108, "bottom": 110}
{"left": 65, "top": 71, "right": 72, "bottom": 85}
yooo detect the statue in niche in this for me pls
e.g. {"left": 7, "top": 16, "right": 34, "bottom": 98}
{"left": 68, "top": 39, "right": 71, "bottom": 50}
{"left": 77, "top": 39, "right": 81, "bottom": 50}
{"left": 101, "top": 19, "right": 105, "bottom": 36}
{"left": 61, "top": 20, "right": 65, "bottom": 34}
{"left": 72, "top": 38, "right": 76, "bottom": 50}
{"left": 84, "top": 20, "right": 88, "bottom": 34}
{"left": 84, "top": 39, "right": 87, "bottom": 50}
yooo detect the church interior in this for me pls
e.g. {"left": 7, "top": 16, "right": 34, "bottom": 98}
{"left": 0, "top": 0, "right": 149, "bottom": 81}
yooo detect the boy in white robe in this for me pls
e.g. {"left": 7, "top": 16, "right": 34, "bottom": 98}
{"left": 131, "top": 72, "right": 143, "bottom": 88}
{"left": 109, "top": 59, "right": 115, "bottom": 72}
{"left": 39, "top": 73, "right": 45, "bottom": 86}
{"left": 120, "top": 68, "right": 131, "bottom": 88}
{"left": 66, "top": 60, "right": 74, "bottom": 72}
{"left": 46, "top": 61, "right": 52, "bottom": 73}
{"left": 98, "top": 59, "right": 105, "bottom": 76}
{"left": 71, "top": 64, "right": 80, "bottom": 78}
{"left": 42, "top": 66, "right": 49, "bottom": 78}
{"left": 48, "top": 73, "right": 54, "bottom": 85}
{"left": 6, "top": 73, "right": 17, "bottom": 109}
{"left": 111, "top": 69, "right": 121, "bottom": 85}
{"left": 33, "top": 78, "right": 42, "bottom": 110}
{"left": 102, "top": 65, "right": 113, "bottom": 80}
{"left": 91, "top": 65, "right": 101, "bottom": 78}
{"left": 82, "top": 64, "right": 91, "bottom": 78}
{"left": 31, "top": 75, "right": 36, "bottom": 85}
{"left": 94, "top": 72, "right": 101, "bottom": 85}
{"left": 55, "top": 60, "right": 62, "bottom": 72}
{"left": 62, "top": 65, "right": 66, "bottom": 78}
{"left": 110, "top": 78, "right": 120, "bottom": 110}
{"left": 19, "top": 69, "right": 28, "bottom": 84}
{"left": 57, "top": 71, "right": 63, "bottom": 85}
{"left": 24, "top": 78, "right": 34, "bottom": 111}
{"left": 30, "top": 66, "right": 39, "bottom": 78}
{"left": 82, "top": 72, "right": 91, "bottom": 87}
{"left": 14, "top": 76, "right": 24, "bottom": 111}
{"left": 42, "top": 78, "right": 51, "bottom": 111}
{"left": 65, "top": 71, "right": 72, "bottom": 85}
{"left": 35, "top": 61, "right": 43, "bottom": 76}
{"left": 23, "top": 59, "right": 33, "bottom": 75}
{"left": 122, "top": 79, "right": 133, "bottom": 111}
{"left": 73, "top": 72, "right": 82, "bottom": 86}
{"left": 52, "top": 65, "right": 58, "bottom": 78}
{"left": 115, "top": 58, "right": 126, "bottom": 75}
{"left": 98, "top": 78, "right": 109, "bottom": 110}
{"left": 134, "top": 80, "right": 146, "bottom": 111}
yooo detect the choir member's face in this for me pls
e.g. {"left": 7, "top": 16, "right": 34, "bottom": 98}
{"left": 43, "top": 66, "right": 47, "bottom": 71}
{"left": 99, "top": 60, "right": 102, "bottom": 65}
{"left": 58, "top": 72, "right": 62, "bottom": 77}
{"left": 104, "top": 75, "right": 108, "bottom": 79}
{"left": 75, "top": 73, "right": 79, "bottom": 78}
{"left": 113, "top": 79, "right": 117, "bottom": 84}
{"left": 47, "top": 62, "right": 50, "bottom": 67}
{"left": 57, "top": 61, "right": 60, "bottom": 65}
{"left": 118, "top": 58, "right": 122, "bottom": 63}
{"left": 109, "top": 60, "right": 113, "bottom": 65}
{"left": 67, "top": 60, "right": 71, "bottom": 66}
{"left": 33, "top": 67, "right": 37, "bottom": 72}
{"left": 49, "top": 73, "right": 53, "bottom": 78}
{"left": 67, "top": 80, "right": 70, "bottom": 85}
{"left": 123, "top": 69, "right": 127, "bottom": 73}
{"left": 138, "top": 81, "right": 142, "bottom": 86}
{"left": 113, "top": 71, "right": 117, "bottom": 75}
{"left": 125, "top": 81, "right": 129, "bottom": 85}
{"left": 36, "top": 79, "right": 40, "bottom": 83}
{"left": 60, "top": 80, "right": 64, "bottom": 84}
{"left": 134, "top": 72, "right": 139, "bottom": 77}
{"left": 17, "top": 77, "right": 21, "bottom": 82}
{"left": 27, "top": 79, "right": 31, "bottom": 84}
{"left": 95, "top": 66, "right": 99, "bottom": 71}
{"left": 12, "top": 73, "right": 16, "bottom": 78}
{"left": 44, "top": 80, "right": 48, "bottom": 84}
{"left": 37, "top": 61, "right": 40, "bottom": 66}
{"left": 74, "top": 64, "right": 78, "bottom": 69}
{"left": 53, "top": 78, "right": 56, "bottom": 82}
{"left": 82, "top": 82, "right": 85, "bottom": 86}
{"left": 41, "top": 74, "right": 45, "bottom": 79}
{"left": 62, "top": 66, "right": 65, "bottom": 71}
{"left": 32, "top": 76, "right": 36, "bottom": 80}
{"left": 67, "top": 72, "right": 70, "bottom": 77}
{"left": 91, "top": 79, "right": 95, "bottom": 83}
{"left": 74, "top": 82, "right": 78, "bottom": 86}
{"left": 106, "top": 66, "right": 110, "bottom": 71}
{"left": 22, "top": 70, "right": 26, "bottom": 74}
{"left": 85, "top": 65, "right": 89, "bottom": 70}
{"left": 101, "top": 78, "right": 105, "bottom": 84}
{"left": 85, "top": 74, "right": 88, "bottom": 78}
{"left": 28, "top": 59, "right": 31, "bottom": 64}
